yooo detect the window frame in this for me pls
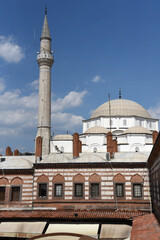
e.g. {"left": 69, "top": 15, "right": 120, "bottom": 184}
{"left": 0, "top": 186, "right": 6, "bottom": 202}
{"left": 114, "top": 183, "right": 125, "bottom": 199}
{"left": 38, "top": 182, "right": 48, "bottom": 200}
{"left": 90, "top": 182, "right": 100, "bottom": 199}
{"left": 74, "top": 183, "right": 84, "bottom": 199}
{"left": 10, "top": 185, "right": 22, "bottom": 202}
{"left": 54, "top": 183, "right": 64, "bottom": 198}
{"left": 132, "top": 183, "right": 143, "bottom": 199}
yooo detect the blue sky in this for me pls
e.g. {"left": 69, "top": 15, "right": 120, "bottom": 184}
{"left": 0, "top": 0, "right": 160, "bottom": 154}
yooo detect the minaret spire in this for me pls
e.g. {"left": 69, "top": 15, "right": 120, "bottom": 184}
{"left": 41, "top": 7, "right": 51, "bottom": 40}
{"left": 36, "top": 10, "right": 54, "bottom": 156}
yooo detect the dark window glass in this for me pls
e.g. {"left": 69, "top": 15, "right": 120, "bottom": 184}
{"left": 133, "top": 184, "right": 142, "bottom": 198}
{"left": 91, "top": 183, "right": 99, "bottom": 198}
{"left": 11, "top": 186, "right": 20, "bottom": 201}
{"left": 75, "top": 183, "right": 83, "bottom": 197}
{"left": 39, "top": 183, "right": 47, "bottom": 198}
{"left": 116, "top": 183, "right": 124, "bottom": 197}
{"left": 0, "top": 187, "right": 5, "bottom": 201}
{"left": 55, "top": 184, "right": 63, "bottom": 197}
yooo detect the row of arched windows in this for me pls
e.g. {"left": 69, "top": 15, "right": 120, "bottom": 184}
{"left": 36, "top": 173, "right": 144, "bottom": 200}
{"left": 0, "top": 173, "right": 144, "bottom": 202}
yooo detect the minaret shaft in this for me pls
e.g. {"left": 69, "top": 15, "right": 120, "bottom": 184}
{"left": 36, "top": 13, "right": 54, "bottom": 155}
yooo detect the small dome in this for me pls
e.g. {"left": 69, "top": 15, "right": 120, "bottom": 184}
{"left": 0, "top": 158, "right": 33, "bottom": 169}
{"left": 121, "top": 126, "right": 152, "bottom": 135}
{"left": 91, "top": 99, "right": 151, "bottom": 119}
{"left": 53, "top": 134, "right": 73, "bottom": 140}
{"left": 85, "top": 126, "right": 108, "bottom": 134}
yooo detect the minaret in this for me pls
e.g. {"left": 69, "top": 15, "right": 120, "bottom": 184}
{"left": 36, "top": 8, "right": 54, "bottom": 156}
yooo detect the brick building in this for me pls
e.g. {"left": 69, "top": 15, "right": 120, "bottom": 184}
{"left": 0, "top": 9, "right": 160, "bottom": 240}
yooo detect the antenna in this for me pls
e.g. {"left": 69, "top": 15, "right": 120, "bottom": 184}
{"left": 108, "top": 94, "right": 111, "bottom": 132}
{"left": 119, "top": 89, "right": 121, "bottom": 99}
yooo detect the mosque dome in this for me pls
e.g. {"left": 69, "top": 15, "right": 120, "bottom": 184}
{"left": 53, "top": 134, "right": 73, "bottom": 140}
{"left": 121, "top": 126, "right": 152, "bottom": 135}
{"left": 90, "top": 99, "right": 151, "bottom": 119}
{"left": 84, "top": 126, "right": 108, "bottom": 134}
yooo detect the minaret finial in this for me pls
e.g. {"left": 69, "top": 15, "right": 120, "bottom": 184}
{"left": 119, "top": 89, "right": 121, "bottom": 99}
{"left": 45, "top": 5, "right": 47, "bottom": 15}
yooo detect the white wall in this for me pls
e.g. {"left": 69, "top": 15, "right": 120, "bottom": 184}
{"left": 50, "top": 140, "right": 73, "bottom": 153}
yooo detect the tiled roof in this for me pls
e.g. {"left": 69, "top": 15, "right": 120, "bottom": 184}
{"left": 0, "top": 209, "right": 149, "bottom": 221}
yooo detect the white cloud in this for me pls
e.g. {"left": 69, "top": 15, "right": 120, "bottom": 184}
{"left": 0, "top": 78, "right": 5, "bottom": 93}
{"left": 92, "top": 75, "right": 101, "bottom": 83}
{"left": 0, "top": 81, "right": 86, "bottom": 152}
{"left": 52, "top": 112, "right": 83, "bottom": 133}
{"left": 29, "top": 79, "right": 39, "bottom": 90}
{"left": 148, "top": 103, "right": 160, "bottom": 120}
{"left": 0, "top": 36, "right": 25, "bottom": 63}
{"left": 52, "top": 90, "right": 87, "bottom": 112}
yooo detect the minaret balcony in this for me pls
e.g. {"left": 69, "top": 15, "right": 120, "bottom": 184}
{"left": 37, "top": 52, "right": 54, "bottom": 67}
{"left": 37, "top": 53, "right": 54, "bottom": 61}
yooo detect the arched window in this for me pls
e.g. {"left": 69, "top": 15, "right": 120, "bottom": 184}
{"left": 89, "top": 174, "right": 101, "bottom": 199}
{"left": 135, "top": 147, "right": 139, "bottom": 152}
{"left": 60, "top": 146, "right": 64, "bottom": 153}
{"left": 131, "top": 174, "right": 143, "bottom": 199}
{"left": 10, "top": 177, "right": 23, "bottom": 202}
{"left": 53, "top": 174, "right": 65, "bottom": 198}
{"left": 73, "top": 174, "right": 85, "bottom": 198}
{"left": 0, "top": 177, "right": 8, "bottom": 202}
{"left": 93, "top": 147, "right": 97, "bottom": 153}
{"left": 113, "top": 174, "right": 126, "bottom": 199}
{"left": 37, "top": 175, "right": 49, "bottom": 199}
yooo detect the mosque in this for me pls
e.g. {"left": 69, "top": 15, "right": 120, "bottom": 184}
{"left": 0, "top": 9, "right": 160, "bottom": 240}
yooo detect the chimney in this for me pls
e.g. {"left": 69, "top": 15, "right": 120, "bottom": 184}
{"left": 113, "top": 139, "right": 118, "bottom": 153}
{"left": 6, "top": 146, "right": 13, "bottom": 156}
{"left": 152, "top": 131, "right": 159, "bottom": 145}
{"left": 14, "top": 149, "right": 20, "bottom": 156}
{"left": 79, "top": 139, "right": 82, "bottom": 153}
{"left": 35, "top": 136, "right": 42, "bottom": 157}
{"left": 73, "top": 133, "right": 80, "bottom": 158}
{"left": 107, "top": 132, "right": 113, "bottom": 157}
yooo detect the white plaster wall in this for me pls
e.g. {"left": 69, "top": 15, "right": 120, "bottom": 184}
{"left": 50, "top": 140, "right": 73, "bottom": 153}
{"left": 83, "top": 116, "right": 159, "bottom": 134}
{"left": 117, "top": 134, "right": 153, "bottom": 152}
{"left": 80, "top": 134, "right": 106, "bottom": 153}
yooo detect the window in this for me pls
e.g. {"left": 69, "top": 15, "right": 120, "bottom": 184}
{"left": 11, "top": 186, "right": 21, "bottom": 201}
{"left": 135, "top": 147, "right": 139, "bottom": 152}
{"left": 115, "top": 183, "right": 124, "bottom": 197}
{"left": 60, "top": 146, "right": 64, "bottom": 153}
{"left": 123, "top": 119, "right": 127, "bottom": 126}
{"left": 54, "top": 184, "right": 63, "bottom": 197}
{"left": 75, "top": 183, "right": 83, "bottom": 197}
{"left": 93, "top": 147, "right": 97, "bottom": 153}
{"left": 38, "top": 183, "right": 47, "bottom": 198}
{"left": 0, "top": 187, "right": 5, "bottom": 201}
{"left": 90, "top": 183, "right": 99, "bottom": 198}
{"left": 133, "top": 184, "right": 142, "bottom": 198}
